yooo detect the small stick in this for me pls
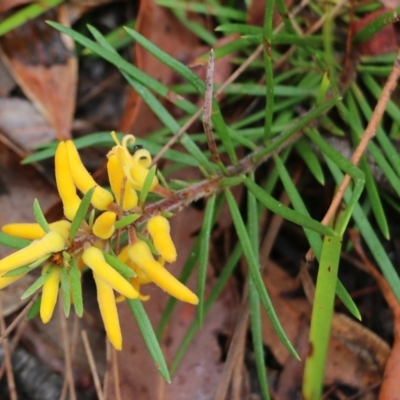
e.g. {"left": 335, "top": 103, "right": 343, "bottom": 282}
{"left": 59, "top": 298, "right": 76, "bottom": 400}
{"left": 0, "top": 294, "right": 38, "bottom": 343}
{"left": 310, "top": 49, "right": 400, "bottom": 252}
{"left": 81, "top": 330, "right": 104, "bottom": 400}
{"left": 0, "top": 299, "right": 17, "bottom": 400}
{"left": 112, "top": 347, "right": 122, "bottom": 400}
{"left": 202, "top": 49, "right": 221, "bottom": 165}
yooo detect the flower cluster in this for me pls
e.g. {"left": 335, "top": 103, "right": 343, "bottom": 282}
{"left": 0, "top": 132, "right": 198, "bottom": 350}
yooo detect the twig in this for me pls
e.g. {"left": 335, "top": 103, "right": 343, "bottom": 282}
{"left": 203, "top": 49, "right": 221, "bottom": 165}
{"left": 81, "top": 330, "right": 104, "bottom": 400}
{"left": 59, "top": 298, "right": 76, "bottom": 400}
{"left": 0, "top": 294, "right": 38, "bottom": 343}
{"left": 0, "top": 299, "right": 17, "bottom": 400}
{"left": 317, "top": 49, "right": 400, "bottom": 230}
{"left": 112, "top": 347, "right": 122, "bottom": 400}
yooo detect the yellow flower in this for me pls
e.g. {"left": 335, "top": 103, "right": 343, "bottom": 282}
{"left": 64, "top": 140, "right": 114, "bottom": 211}
{"left": 0, "top": 231, "right": 65, "bottom": 274}
{"left": 82, "top": 247, "right": 138, "bottom": 299}
{"left": 147, "top": 216, "right": 177, "bottom": 263}
{"left": 2, "top": 220, "right": 71, "bottom": 241}
{"left": 0, "top": 273, "right": 27, "bottom": 290}
{"left": 92, "top": 211, "right": 117, "bottom": 240}
{"left": 108, "top": 132, "right": 158, "bottom": 192}
{"left": 55, "top": 142, "right": 82, "bottom": 220}
{"left": 93, "top": 272, "right": 122, "bottom": 350}
{"left": 127, "top": 241, "right": 198, "bottom": 305}
{"left": 118, "top": 245, "right": 151, "bottom": 301}
{"left": 107, "top": 154, "right": 138, "bottom": 210}
{"left": 40, "top": 265, "right": 61, "bottom": 324}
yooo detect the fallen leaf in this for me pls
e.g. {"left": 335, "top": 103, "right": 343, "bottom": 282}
{"left": 0, "top": 7, "right": 77, "bottom": 140}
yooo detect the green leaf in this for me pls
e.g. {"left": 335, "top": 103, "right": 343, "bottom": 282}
{"left": 247, "top": 175, "right": 270, "bottom": 399}
{"left": 114, "top": 214, "right": 141, "bottom": 229}
{"left": 33, "top": 199, "right": 50, "bottom": 233}
{"left": 139, "top": 165, "right": 157, "bottom": 205}
{"left": 26, "top": 296, "right": 42, "bottom": 320}
{"left": 0, "top": 0, "right": 64, "bottom": 36}
{"left": 197, "top": 194, "right": 216, "bottom": 325}
{"left": 68, "top": 187, "right": 95, "bottom": 240}
{"left": 60, "top": 266, "right": 71, "bottom": 317}
{"left": 295, "top": 138, "right": 325, "bottom": 185}
{"left": 21, "top": 266, "right": 53, "bottom": 300}
{"left": 0, "top": 233, "right": 31, "bottom": 250}
{"left": 3, "top": 255, "right": 49, "bottom": 277}
{"left": 69, "top": 257, "right": 83, "bottom": 317}
{"left": 225, "top": 188, "right": 299, "bottom": 360}
{"left": 244, "top": 178, "right": 336, "bottom": 237}
{"left": 102, "top": 252, "right": 136, "bottom": 280}
{"left": 127, "top": 299, "right": 170, "bottom": 382}
{"left": 303, "top": 225, "right": 343, "bottom": 399}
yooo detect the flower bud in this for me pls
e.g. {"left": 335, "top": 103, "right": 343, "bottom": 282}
{"left": 92, "top": 211, "right": 116, "bottom": 240}
{"left": 93, "top": 273, "right": 122, "bottom": 350}
{"left": 128, "top": 241, "right": 198, "bottom": 305}
{"left": 107, "top": 154, "right": 138, "bottom": 210}
{"left": 147, "top": 216, "right": 177, "bottom": 263}
{"left": 40, "top": 266, "right": 61, "bottom": 323}
{"left": 82, "top": 247, "right": 138, "bottom": 299}
{"left": 0, "top": 231, "right": 65, "bottom": 274}
{"left": 55, "top": 142, "right": 81, "bottom": 220}
{"left": 65, "top": 140, "right": 114, "bottom": 210}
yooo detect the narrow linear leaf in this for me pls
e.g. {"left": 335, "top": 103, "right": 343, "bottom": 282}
{"left": 102, "top": 252, "right": 136, "bottom": 280}
{"left": 33, "top": 199, "right": 50, "bottom": 233}
{"left": 26, "top": 296, "right": 42, "bottom": 320}
{"left": 68, "top": 187, "right": 95, "bottom": 241}
{"left": 225, "top": 188, "right": 299, "bottom": 360}
{"left": 70, "top": 257, "right": 83, "bottom": 317}
{"left": 197, "top": 194, "right": 216, "bottom": 325}
{"left": 295, "top": 138, "right": 325, "bottom": 185}
{"left": 3, "top": 254, "right": 50, "bottom": 277}
{"left": 114, "top": 214, "right": 141, "bottom": 229}
{"left": 21, "top": 266, "right": 52, "bottom": 300}
{"left": 139, "top": 166, "right": 157, "bottom": 205}
{"left": 244, "top": 178, "right": 337, "bottom": 237}
{"left": 127, "top": 299, "right": 170, "bottom": 382}
{"left": 60, "top": 265, "right": 71, "bottom": 317}
{"left": 0, "top": 233, "right": 31, "bottom": 250}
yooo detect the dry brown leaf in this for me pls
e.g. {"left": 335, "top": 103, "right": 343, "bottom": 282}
{"left": 0, "top": 7, "right": 77, "bottom": 140}
{"left": 349, "top": 230, "right": 400, "bottom": 400}
{"left": 0, "top": 97, "right": 56, "bottom": 152}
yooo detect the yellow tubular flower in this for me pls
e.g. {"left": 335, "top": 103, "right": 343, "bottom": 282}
{"left": 0, "top": 231, "right": 65, "bottom": 274}
{"left": 107, "top": 154, "right": 138, "bottom": 210}
{"left": 147, "top": 216, "right": 177, "bottom": 263}
{"left": 55, "top": 142, "right": 81, "bottom": 220}
{"left": 132, "top": 149, "right": 152, "bottom": 168}
{"left": 128, "top": 164, "right": 158, "bottom": 191}
{"left": 118, "top": 246, "right": 151, "bottom": 300}
{"left": 82, "top": 247, "right": 138, "bottom": 299}
{"left": 128, "top": 241, "right": 198, "bottom": 305}
{"left": 93, "top": 273, "right": 122, "bottom": 350}
{"left": 65, "top": 140, "right": 114, "bottom": 210}
{"left": 92, "top": 211, "right": 116, "bottom": 239}
{"left": 40, "top": 266, "right": 61, "bottom": 324}
{"left": 2, "top": 220, "right": 71, "bottom": 241}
